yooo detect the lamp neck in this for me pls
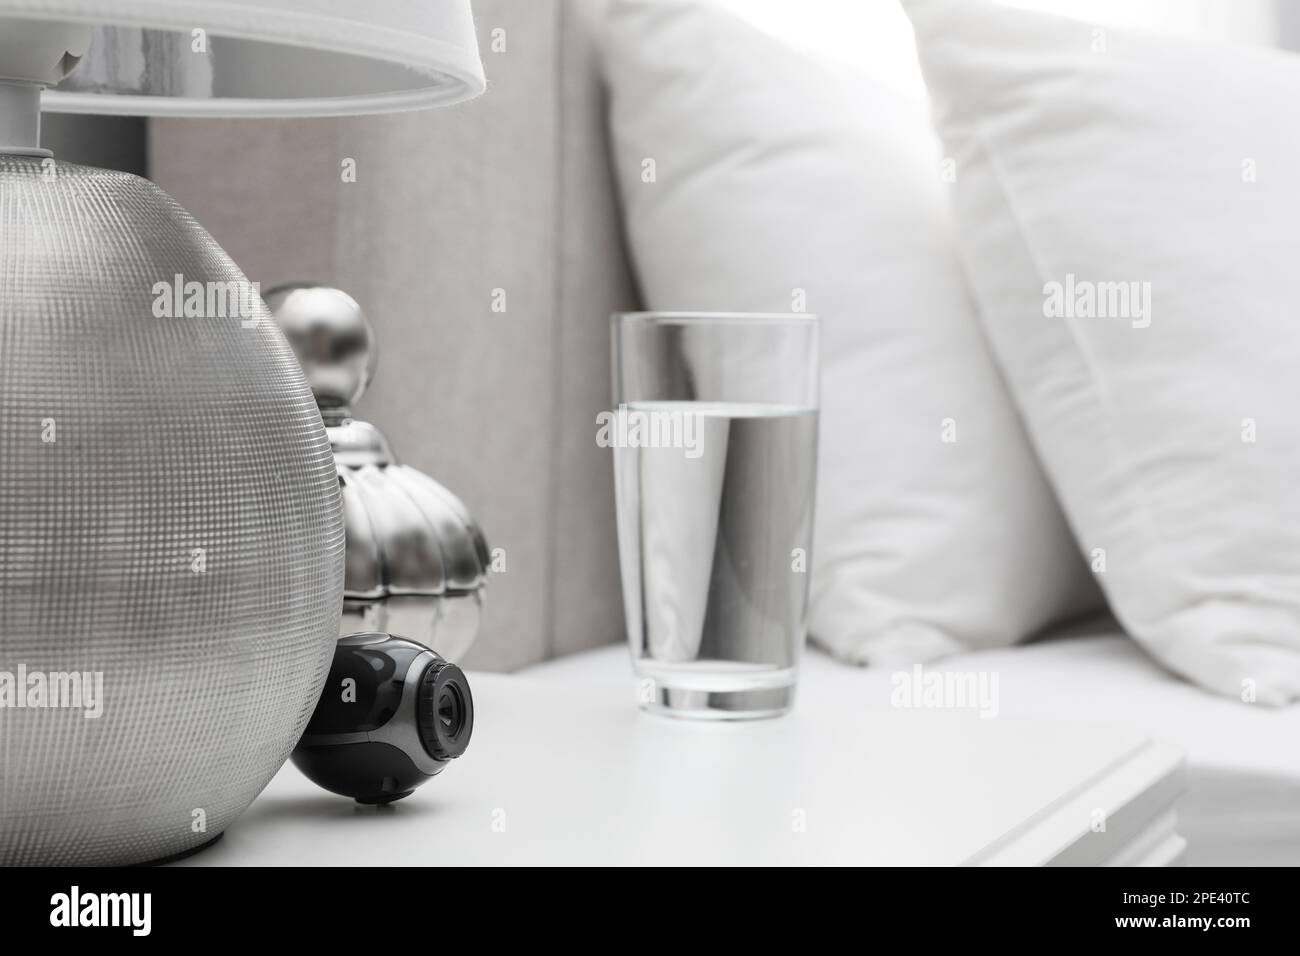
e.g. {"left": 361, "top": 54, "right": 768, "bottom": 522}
{"left": 0, "top": 81, "right": 49, "bottom": 157}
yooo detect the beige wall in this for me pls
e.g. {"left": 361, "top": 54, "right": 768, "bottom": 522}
{"left": 149, "top": 0, "right": 638, "bottom": 671}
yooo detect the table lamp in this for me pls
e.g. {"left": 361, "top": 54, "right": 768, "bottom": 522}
{"left": 0, "top": 1, "right": 485, "bottom": 866}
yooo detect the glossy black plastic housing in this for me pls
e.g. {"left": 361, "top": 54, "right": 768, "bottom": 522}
{"left": 291, "top": 633, "right": 474, "bottom": 804}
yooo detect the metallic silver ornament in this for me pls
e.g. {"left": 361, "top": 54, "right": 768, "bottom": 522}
{"left": 0, "top": 159, "right": 346, "bottom": 866}
{"left": 267, "top": 285, "right": 489, "bottom": 662}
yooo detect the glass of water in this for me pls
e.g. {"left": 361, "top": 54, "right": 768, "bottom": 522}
{"left": 610, "top": 312, "right": 819, "bottom": 719}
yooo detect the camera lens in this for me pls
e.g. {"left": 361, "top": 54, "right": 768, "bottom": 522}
{"left": 437, "top": 683, "right": 465, "bottom": 736}
{"left": 417, "top": 659, "right": 474, "bottom": 761}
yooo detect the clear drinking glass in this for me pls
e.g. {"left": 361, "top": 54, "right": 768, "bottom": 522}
{"left": 610, "top": 312, "right": 820, "bottom": 719}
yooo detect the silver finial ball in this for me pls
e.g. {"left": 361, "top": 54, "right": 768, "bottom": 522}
{"left": 266, "top": 284, "right": 377, "bottom": 413}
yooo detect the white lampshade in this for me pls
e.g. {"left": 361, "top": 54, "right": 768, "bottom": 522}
{"left": 0, "top": 0, "right": 486, "bottom": 117}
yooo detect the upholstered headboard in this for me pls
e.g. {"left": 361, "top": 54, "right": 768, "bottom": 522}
{"left": 150, "top": 0, "right": 638, "bottom": 671}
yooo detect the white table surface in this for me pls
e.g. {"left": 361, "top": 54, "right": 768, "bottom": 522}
{"left": 186, "top": 646, "right": 1184, "bottom": 866}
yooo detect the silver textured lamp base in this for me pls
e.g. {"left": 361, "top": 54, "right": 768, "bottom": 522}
{"left": 0, "top": 157, "right": 345, "bottom": 866}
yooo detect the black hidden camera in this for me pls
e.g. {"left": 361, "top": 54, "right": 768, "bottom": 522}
{"left": 292, "top": 633, "right": 474, "bottom": 804}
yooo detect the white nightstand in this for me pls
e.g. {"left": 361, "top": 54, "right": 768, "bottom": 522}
{"left": 184, "top": 646, "right": 1185, "bottom": 866}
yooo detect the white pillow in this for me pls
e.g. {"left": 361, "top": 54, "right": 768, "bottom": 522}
{"left": 604, "top": 0, "right": 1098, "bottom": 666}
{"left": 903, "top": 0, "right": 1300, "bottom": 703}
